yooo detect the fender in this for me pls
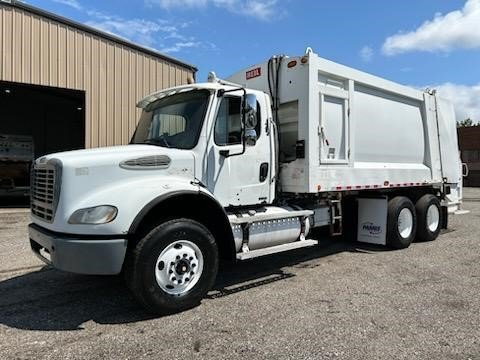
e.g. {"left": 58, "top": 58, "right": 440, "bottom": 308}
{"left": 128, "top": 186, "right": 236, "bottom": 259}
{"left": 128, "top": 187, "right": 227, "bottom": 234}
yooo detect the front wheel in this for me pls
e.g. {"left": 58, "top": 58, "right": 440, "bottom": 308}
{"left": 125, "top": 218, "right": 218, "bottom": 314}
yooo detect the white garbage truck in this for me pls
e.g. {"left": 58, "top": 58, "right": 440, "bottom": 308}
{"left": 29, "top": 49, "right": 463, "bottom": 313}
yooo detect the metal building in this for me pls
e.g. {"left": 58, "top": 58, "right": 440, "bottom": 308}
{"left": 458, "top": 126, "right": 480, "bottom": 187}
{"left": 0, "top": 1, "right": 196, "bottom": 195}
{"left": 0, "top": 0, "right": 196, "bottom": 151}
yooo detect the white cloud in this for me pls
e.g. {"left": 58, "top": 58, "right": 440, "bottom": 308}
{"left": 84, "top": 11, "right": 202, "bottom": 54}
{"left": 86, "top": 17, "right": 166, "bottom": 47}
{"left": 160, "top": 41, "right": 201, "bottom": 53}
{"left": 52, "top": 0, "right": 82, "bottom": 11}
{"left": 50, "top": 1, "right": 213, "bottom": 55}
{"left": 382, "top": 0, "right": 480, "bottom": 55}
{"left": 359, "top": 45, "right": 373, "bottom": 62}
{"left": 149, "top": 0, "right": 208, "bottom": 7}
{"left": 146, "top": 0, "right": 281, "bottom": 21}
{"left": 432, "top": 83, "right": 480, "bottom": 122}
{"left": 231, "top": 0, "right": 280, "bottom": 20}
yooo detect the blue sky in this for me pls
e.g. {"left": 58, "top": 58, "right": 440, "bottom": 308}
{"left": 25, "top": 0, "right": 480, "bottom": 121}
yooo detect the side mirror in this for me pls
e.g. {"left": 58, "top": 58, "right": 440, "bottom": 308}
{"left": 243, "top": 94, "right": 257, "bottom": 129}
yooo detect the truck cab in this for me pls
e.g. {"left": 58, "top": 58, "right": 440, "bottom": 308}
{"left": 130, "top": 82, "right": 275, "bottom": 207}
{"left": 29, "top": 79, "right": 290, "bottom": 313}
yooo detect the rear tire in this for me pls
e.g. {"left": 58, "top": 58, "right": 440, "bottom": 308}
{"left": 415, "top": 194, "right": 442, "bottom": 242}
{"left": 125, "top": 218, "right": 218, "bottom": 314}
{"left": 387, "top": 196, "right": 416, "bottom": 249}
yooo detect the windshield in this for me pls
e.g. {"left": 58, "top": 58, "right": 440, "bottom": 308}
{"left": 131, "top": 89, "right": 211, "bottom": 149}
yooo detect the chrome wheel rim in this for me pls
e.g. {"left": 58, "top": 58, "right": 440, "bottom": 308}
{"left": 426, "top": 204, "right": 440, "bottom": 232}
{"left": 155, "top": 240, "right": 204, "bottom": 296}
{"left": 398, "top": 208, "right": 413, "bottom": 239}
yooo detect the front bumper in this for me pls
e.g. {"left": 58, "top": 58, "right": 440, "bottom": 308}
{"left": 28, "top": 224, "right": 127, "bottom": 275}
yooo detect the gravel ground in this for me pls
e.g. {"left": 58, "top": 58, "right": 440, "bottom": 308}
{"left": 0, "top": 189, "right": 479, "bottom": 359}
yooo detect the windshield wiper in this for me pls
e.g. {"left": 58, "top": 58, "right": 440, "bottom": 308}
{"left": 143, "top": 137, "right": 171, "bottom": 148}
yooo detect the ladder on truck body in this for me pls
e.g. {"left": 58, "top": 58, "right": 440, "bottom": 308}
{"left": 328, "top": 197, "right": 343, "bottom": 236}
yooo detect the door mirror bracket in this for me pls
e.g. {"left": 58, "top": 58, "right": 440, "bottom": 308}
{"left": 219, "top": 149, "right": 230, "bottom": 157}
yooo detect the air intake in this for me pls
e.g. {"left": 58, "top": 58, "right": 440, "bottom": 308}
{"left": 120, "top": 155, "right": 171, "bottom": 170}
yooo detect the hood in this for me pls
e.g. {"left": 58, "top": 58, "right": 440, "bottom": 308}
{"left": 37, "top": 145, "right": 192, "bottom": 168}
{"left": 31, "top": 145, "right": 198, "bottom": 233}
{"left": 36, "top": 144, "right": 196, "bottom": 186}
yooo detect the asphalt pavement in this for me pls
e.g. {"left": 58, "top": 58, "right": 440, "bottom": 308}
{"left": 0, "top": 189, "right": 479, "bottom": 359}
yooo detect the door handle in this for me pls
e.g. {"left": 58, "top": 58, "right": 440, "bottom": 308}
{"left": 259, "top": 163, "right": 269, "bottom": 182}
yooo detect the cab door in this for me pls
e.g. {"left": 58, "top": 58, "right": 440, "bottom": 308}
{"left": 206, "top": 92, "right": 272, "bottom": 207}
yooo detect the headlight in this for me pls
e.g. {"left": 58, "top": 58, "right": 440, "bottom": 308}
{"left": 68, "top": 205, "right": 118, "bottom": 224}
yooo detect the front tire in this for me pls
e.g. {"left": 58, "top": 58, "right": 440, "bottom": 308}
{"left": 125, "top": 218, "right": 218, "bottom": 314}
{"left": 387, "top": 196, "right": 416, "bottom": 249}
{"left": 415, "top": 194, "right": 442, "bottom": 242}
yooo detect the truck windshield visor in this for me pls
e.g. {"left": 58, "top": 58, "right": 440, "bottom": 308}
{"left": 131, "top": 89, "right": 211, "bottom": 149}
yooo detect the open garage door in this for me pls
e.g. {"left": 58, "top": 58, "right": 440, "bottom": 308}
{"left": 0, "top": 81, "right": 85, "bottom": 197}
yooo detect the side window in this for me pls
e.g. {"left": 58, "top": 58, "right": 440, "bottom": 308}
{"left": 214, "top": 96, "right": 262, "bottom": 146}
{"left": 215, "top": 97, "right": 242, "bottom": 146}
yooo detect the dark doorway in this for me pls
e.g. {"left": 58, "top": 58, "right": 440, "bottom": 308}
{"left": 0, "top": 81, "right": 85, "bottom": 198}
{"left": 0, "top": 81, "right": 85, "bottom": 158}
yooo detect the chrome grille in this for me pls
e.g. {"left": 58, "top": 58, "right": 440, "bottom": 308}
{"left": 31, "top": 161, "right": 61, "bottom": 222}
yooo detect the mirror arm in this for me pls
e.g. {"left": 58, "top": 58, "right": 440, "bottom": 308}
{"left": 219, "top": 149, "right": 230, "bottom": 158}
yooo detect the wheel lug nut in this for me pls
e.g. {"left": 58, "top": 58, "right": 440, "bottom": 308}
{"left": 171, "top": 262, "right": 175, "bottom": 266}
{"left": 189, "top": 256, "right": 193, "bottom": 261}
{"left": 192, "top": 263, "right": 196, "bottom": 268}
{"left": 183, "top": 253, "right": 187, "bottom": 257}
{"left": 176, "top": 255, "right": 180, "bottom": 260}
{"left": 185, "top": 278, "right": 189, "bottom": 282}
{"left": 169, "top": 270, "right": 173, "bottom": 274}
{"left": 172, "top": 277, "right": 176, "bottom": 281}
{"left": 190, "top": 271, "right": 194, "bottom": 276}
{"left": 178, "top": 280, "right": 182, "bottom": 284}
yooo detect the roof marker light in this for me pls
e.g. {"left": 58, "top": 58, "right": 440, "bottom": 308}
{"left": 287, "top": 60, "right": 297, "bottom": 68}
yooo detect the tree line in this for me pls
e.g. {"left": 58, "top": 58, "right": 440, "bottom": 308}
{"left": 457, "top": 118, "right": 479, "bottom": 127}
